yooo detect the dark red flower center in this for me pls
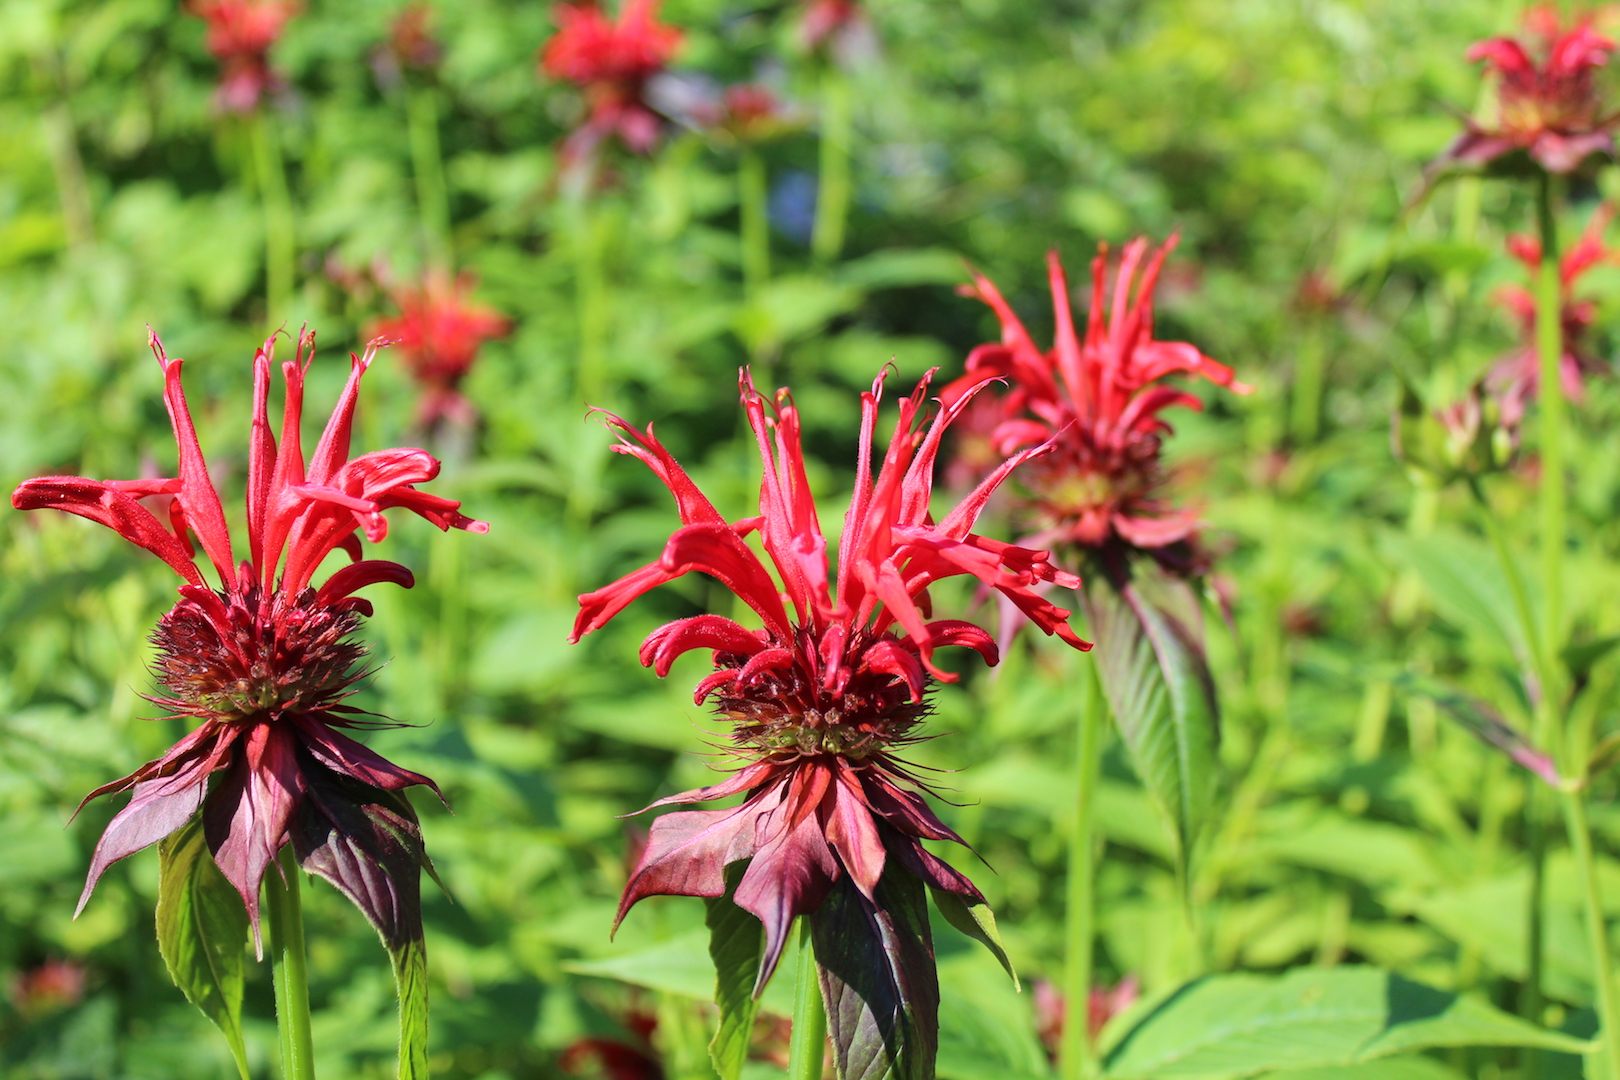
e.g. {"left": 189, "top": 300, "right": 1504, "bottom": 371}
{"left": 151, "top": 584, "right": 369, "bottom": 723}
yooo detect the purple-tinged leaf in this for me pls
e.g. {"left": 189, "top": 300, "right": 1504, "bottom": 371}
{"left": 79, "top": 771, "right": 208, "bottom": 916}
{"left": 810, "top": 865, "right": 938, "bottom": 1080}
{"left": 291, "top": 766, "right": 435, "bottom": 1080}
{"left": 156, "top": 819, "right": 251, "bottom": 1080}
{"left": 202, "top": 723, "right": 304, "bottom": 943}
{"left": 1397, "top": 674, "right": 1562, "bottom": 787}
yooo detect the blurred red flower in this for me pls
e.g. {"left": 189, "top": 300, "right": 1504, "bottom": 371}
{"left": 388, "top": 3, "right": 442, "bottom": 72}
{"left": 800, "top": 0, "right": 871, "bottom": 60}
{"left": 12, "top": 329, "right": 484, "bottom": 943}
{"left": 368, "top": 270, "right": 510, "bottom": 431}
{"left": 540, "top": 0, "right": 683, "bottom": 166}
{"left": 1445, "top": 5, "right": 1618, "bottom": 174}
{"left": 1488, "top": 204, "right": 1616, "bottom": 423}
{"left": 572, "top": 367, "right": 1088, "bottom": 989}
{"left": 7, "top": 960, "right": 87, "bottom": 1019}
{"left": 190, "top": 0, "right": 299, "bottom": 113}
{"left": 944, "top": 236, "right": 1248, "bottom": 556}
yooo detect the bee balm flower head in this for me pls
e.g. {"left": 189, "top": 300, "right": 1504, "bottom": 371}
{"left": 367, "top": 269, "right": 510, "bottom": 431}
{"left": 189, "top": 0, "right": 299, "bottom": 113}
{"left": 13, "top": 328, "right": 486, "bottom": 942}
{"left": 572, "top": 367, "right": 1088, "bottom": 989}
{"left": 539, "top": 0, "right": 682, "bottom": 166}
{"left": 944, "top": 236, "right": 1248, "bottom": 557}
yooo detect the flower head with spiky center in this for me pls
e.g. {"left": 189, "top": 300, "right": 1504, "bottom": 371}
{"left": 942, "top": 236, "right": 1248, "bottom": 559}
{"left": 539, "top": 0, "right": 682, "bottom": 168}
{"left": 189, "top": 0, "right": 299, "bottom": 113}
{"left": 1488, "top": 205, "right": 1616, "bottom": 424}
{"left": 571, "top": 367, "right": 1089, "bottom": 989}
{"left": 12, "top": 328, "right": 486, "bottom": 943}
{"left": 1440, "top": 6, "right": 1618, "bottom": 175}
{"left": 367, "top": 269, "right": 510, "bottom": 431}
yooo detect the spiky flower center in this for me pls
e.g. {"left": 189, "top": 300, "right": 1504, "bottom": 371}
{"left": 151, "top": 584, "right": 369, "bottom": 723}
{"left": 713, "top": 630, "right": 931, "bottom": 764}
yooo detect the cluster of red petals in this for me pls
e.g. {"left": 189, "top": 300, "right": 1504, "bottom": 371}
{"left": 189, "top": 0, "right": 299, "bottom": 113}
{"left": 800, "top": 0, "right": 864, "bottom": 55}
{"left": 367, "top": 270, "right": 510, "bottom": 430}
{"left": 539, "top": 0, "right": 683, "bottom": 163}
{"left": 1449, "top": 6, "right": 1618, "bottom": 173}
{"left": 13, "top": 329, "right": 485, "bottom": 933}
{"left": 1489, "top": 205, "right": 1616, "bottom": 423}
{"left": 387, "top": 2, "right": 442, "bottom": 72}
{"left": 572, "top": 367, "right": 1088, "bottom": 987}
{"left": 943, "top": 236, "right": 1248, "bottom": 553}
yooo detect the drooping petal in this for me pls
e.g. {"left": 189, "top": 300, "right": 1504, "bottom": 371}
{"left": 639, "top": 615, "right": 767, "bottom": 676}
{"left": 614, "top": 803, "right": 765, "bottom": 933}
{"left": 822, "top": 764, "right": 887, "bottom": 901}
{"left": 293, "top": 715, "right": 445, "bottom": 804}
{"left": 734, "top": 789, "right": 840, "bottom": 994}
{"left": 13, "top": 479, "right": 204, "bottom": 585}
{"left": 316, "top": 560, "right": 416, "bottom": 604}
{"left": 202, "top": 723, "right": 306, "bottom": 937}
{"left": 77, "top": 770, "right": 211, "bottom": 916}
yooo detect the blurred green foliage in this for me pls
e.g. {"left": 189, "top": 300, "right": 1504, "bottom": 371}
{"left": 10, "top": 0, "right": 1620, "bottom": 1078}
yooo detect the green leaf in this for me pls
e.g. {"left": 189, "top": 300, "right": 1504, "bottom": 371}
{"left": 929, "top": 888, "right": 1017, "bottom": 990}
{"left": 935, "top": 953, "right": 1050, "bottom": 1080}
{"left": 155, "top": 818, "right": 251, "bottom": 1080}
{"left": 564, "top": 930, "right": 798, "bottom": 1018}
{"left": 706, "top": 864, "right": 764, "bottom": 1080}
{"left": 812, "top": 867, "right": 938, "bottom": 1080}
{"left": 1379, "top": 530, "right": 1527, "bottom": 665}
{"left": 1083, "top": 560, "right": 1219, "bottom": 864}
{"left": 1102, "top": 966, "right": 1592, "bottom": 1080}
{"left": 1264, "top": 1059, "right": 1466, "bottom": 1080}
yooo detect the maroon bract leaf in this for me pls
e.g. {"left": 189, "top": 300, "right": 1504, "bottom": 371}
{"left": 811, "top": 867, "right": 938, "bottom": 1080}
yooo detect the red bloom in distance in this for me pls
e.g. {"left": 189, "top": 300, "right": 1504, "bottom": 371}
{"left": 13, "top": 329, "right": 485, "bottom": 943}
{"left": 1444, "top": 6, "right": 1618, "bottom": 174}
{"left": 189, "top": 0, "right": 299, "bottom": 113}
{"left": 540, "top": 0, "right": 682, "bottom": 165}
{"left": 572, "top": 368, "right": 1088, "bottom": 989}
{"left": 368, "top": 270, "right": 510, "bottom": 431}
{"left": 944, "top": 236, "right": 1247, "bottom": 555}
{"left": 1488, "top": 206, "right": 1616, "bottom": 423}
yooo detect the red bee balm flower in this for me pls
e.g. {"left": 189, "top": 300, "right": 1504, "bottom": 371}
{"left": 12, "top": 329, "right": 485, "bottom": 941}
{"left": 572, "top": 368, "right": 1089, "bottom": 990}
{"left": 1488, "top": 206, "right": 1616, "bottom": 423}
{"left": 189, "top": 0, "right": 299, "bottom": 113}
{"left": 944, "top": 236, "right": 1248, "bottom": 555}
{"left": 1446, "top": 6, "right": 1619, "bottom": 174}
{"left": 540, "top": 0, "right": 682, "bottom": 164}
{"left": 368, "top": 270, "right": 510, "bottom": 430}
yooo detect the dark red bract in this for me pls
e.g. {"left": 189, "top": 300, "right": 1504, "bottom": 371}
{"left": 943, "top": 236, "right": 1248, "bottom": 555}
{"left": 572, "top": 367, "right": 1088, "bottom": 988}
{"left": 13, "top": 329, "right": 485, "bottom": 938}
{"left": 1445, "top": 5, "right": 1618, "bottom": 174}
{"left": 539, "top": 0, "right": 682, "bottom": 166}
{"left": 190, "top": 0, "right": 298, "bottom": 113}
{"left": 368, "top": 270, "right": 510, "bottom": 431}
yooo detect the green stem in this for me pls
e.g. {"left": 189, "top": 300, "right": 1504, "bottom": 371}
{"left": 1535, "top": 172, "right": 1565, "bottom": 680}
{"left": 739, "top": 147, "right": 770, "bottom": 301}
{"left": 266, "top": 847, "right": 316, "bottom": 1080}
{"left": 788, "top": 923, "right": 826, "bottom": 1080}
{"left": 251, "top": 109, "right": 296, "bottom": 331}
{"left": 406, "top": 82, "right": 452, "bottom": 267}
{"left": 811, "top": 70, "right": 851, "bottom": 264}
{"left": 1060, "top": 668, "right": 1104, "bottom": 1080}
{"left": 1561, "top": 790, "right": 1620, "bottom": 1080}
{"left": 1289, "top": 322, "right": 1326, "bottom": 445}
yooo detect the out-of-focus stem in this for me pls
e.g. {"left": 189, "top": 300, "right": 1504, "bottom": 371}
{"left": 1060, "top": 667, "right": 1104, "bottom": 1080}
{"left": 265, "top": 847, "right": 316, "bottom": 1080}
{"left": 407, "top": 82, "right": 452, "bottom": 267}
{"left": 1535, "top": 172, "right": 1564, "bottom": 683}
{"left": 812, "top": 70, "right": 851, "bottom": 264}
{"left": 739, "top": 147, "right": 770, "bottom": 300}
{"left": 1562, "top": 791, "right": 1620, "bottom": 1080}
{"left": 251, "top": 110, "right": 296, "bottom": 330}
{"left": 788, "top": 923, "right": 825, "bottom": 1080}
{"left": 1290, "top": 322, "right": 1326, "bottom": 444}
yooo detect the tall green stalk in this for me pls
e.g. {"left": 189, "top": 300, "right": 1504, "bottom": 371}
{"left": 811, "top": 70, "right": 851, "bottom": 264}
{"left": 788, "top": 923, "right": 826, "bottom": 1080}
{"left": 1535, "top": 172, "right": 1564, "bottom": 676}
{"left": 265, "top": 847, "right": 316, "bottom": 1080}
{"left": 406, "top": 82, "right": 452, "bottom": 267}
{"left": 1060, "top": 667, "right": 1104, "bottom": 1080}
{"left": 739, "top": 148, "right": 770, "bottom": 301}
{"left": 251, "top": 110, "right": 296, "bottom": 331}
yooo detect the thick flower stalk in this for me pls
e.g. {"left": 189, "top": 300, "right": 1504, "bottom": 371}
{"left": 1488, "top": 206, "right": 1615, "bottom": 424}
{"left": 572, "top": 367, "right": 1087, "bottom": 1071}
{"left": 539, "top": 0, "right": 683, "bottom": 168}
{"left": 1439, "top": 5, "right": 1618, "bottom": 175}
{"left": 190, "top": 0, "right": 299, "bottom": 113}
{"left": 368, "top": 269, "right": 510, "bottom": 431}
{"left": 13, "top": 328, "right": 485, "bottom": 941}
{"left": 943, "top": 235, "right": 1248, "bottom": 560}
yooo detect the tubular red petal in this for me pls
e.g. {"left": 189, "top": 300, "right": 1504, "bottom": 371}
{"left": 640, "top": 615, "right": 766, "bottom": 676}
{"left": 151, "top": 332, "right": 236, "bottom": 586}
{"left": 13, "top": 478, "right": 204, "bottom": 585}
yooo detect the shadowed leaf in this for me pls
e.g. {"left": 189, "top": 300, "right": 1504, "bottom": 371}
{"left": 929, "top": 888, "right": 1016, "bottom": 990}
{"left": 1396, "top": 673, "right": 1561, "bottom": 787}
{"left": 156, "top": 818, "right": 251, "bottom": 1080}
{"left": 706, "top": 862, "right": 764, "bottom": 1080}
